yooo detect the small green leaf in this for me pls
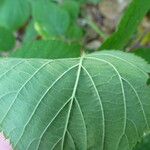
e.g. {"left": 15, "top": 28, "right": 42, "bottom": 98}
{"left": 32, "top": 0, "right": 70, "bottom": 38}
{"left": 61, "top": 0, "right": 84, "bottom": 41}
{"left": 0, "top": 0, "right": 30, "bottom": 30}
{"left": 0, "top": 51, "right": 150, "bottom": 150}
{"left": 134, "top": 134, "right": 150, "bottom": 150}
{"left": 77, "top": 0, "right": 101, "bottom": 4}
{"left": 66, "top": 24, "right": 84, "bottom": 41}
{"left": 0, "top": 26, "right": 15, "bottom": 51}
{"left": 61, "top": 0, "right": 80, "bottom": 22}
{"left": 23, "top": 21, "right": 38, "bottom": 44}
{"left": 11, "top": 40, "right": 81, "bottom": 59}
{"left": 133, "top": 48, "right": 150, "bottom": 63}
{"left": 100, "top": 0, "right": 150, "bottom": 50}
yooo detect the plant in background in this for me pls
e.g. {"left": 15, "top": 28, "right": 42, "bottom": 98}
{"left": 0, "top": 0, "right": 150, "bottom": 150}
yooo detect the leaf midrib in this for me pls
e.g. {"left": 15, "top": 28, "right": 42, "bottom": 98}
{"left": 14, "top": 63, "right": 79, "bottom": 149}
{"left": 61, "top": 54, "right": 84, "bottom": 150}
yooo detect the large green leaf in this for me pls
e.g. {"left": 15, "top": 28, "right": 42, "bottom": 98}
{"left": 0, "top": 51, "right": 150, "bottom": 150}
{"left": 0, "top": 0, "right": 30, "bottom": 30}
{"left": 100, "top": 0, "right": 150, "bottom": 50}
{"left": 11, "top": 40, "right": 81, "bottom": 59}
{"left": 31, "top": 0, "right": 70, "bottom": 38}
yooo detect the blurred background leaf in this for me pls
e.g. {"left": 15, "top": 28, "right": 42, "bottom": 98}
{"left": 100, "top": 0, "right": 150, "bottom": 50}
{"left": 77, "top": 0, "right": 102, "bottom": 4}
{"left": 11, "top": 40, "right": 81, "bottom": 59}
{"left": 0, "top": 0, "right": 150, "bottom": 63}
{"left": 133, "top": 134, "right": 150, "bottom": 150}
{"left": 133, "top": 48, "right": 150, "bottom": 63}
{"left": 31, "top": 0, "right": 70, "bottom": 38}
{"left": 0, "top": 26, "right": 15, "bottom": 51}
{"left": 0, "top": 0, "right": 30, "bottom": 30}
{"left": 22, "top": 21, "right": 38, "bottom": 44}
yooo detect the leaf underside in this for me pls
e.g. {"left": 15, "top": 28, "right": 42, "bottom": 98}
{"left": 0, "top": 51, "right": 150, "bottom": 150}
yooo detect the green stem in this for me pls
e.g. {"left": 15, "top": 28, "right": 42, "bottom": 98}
{"left": 86, "top": 18, "right": 108, "bottom": 40}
